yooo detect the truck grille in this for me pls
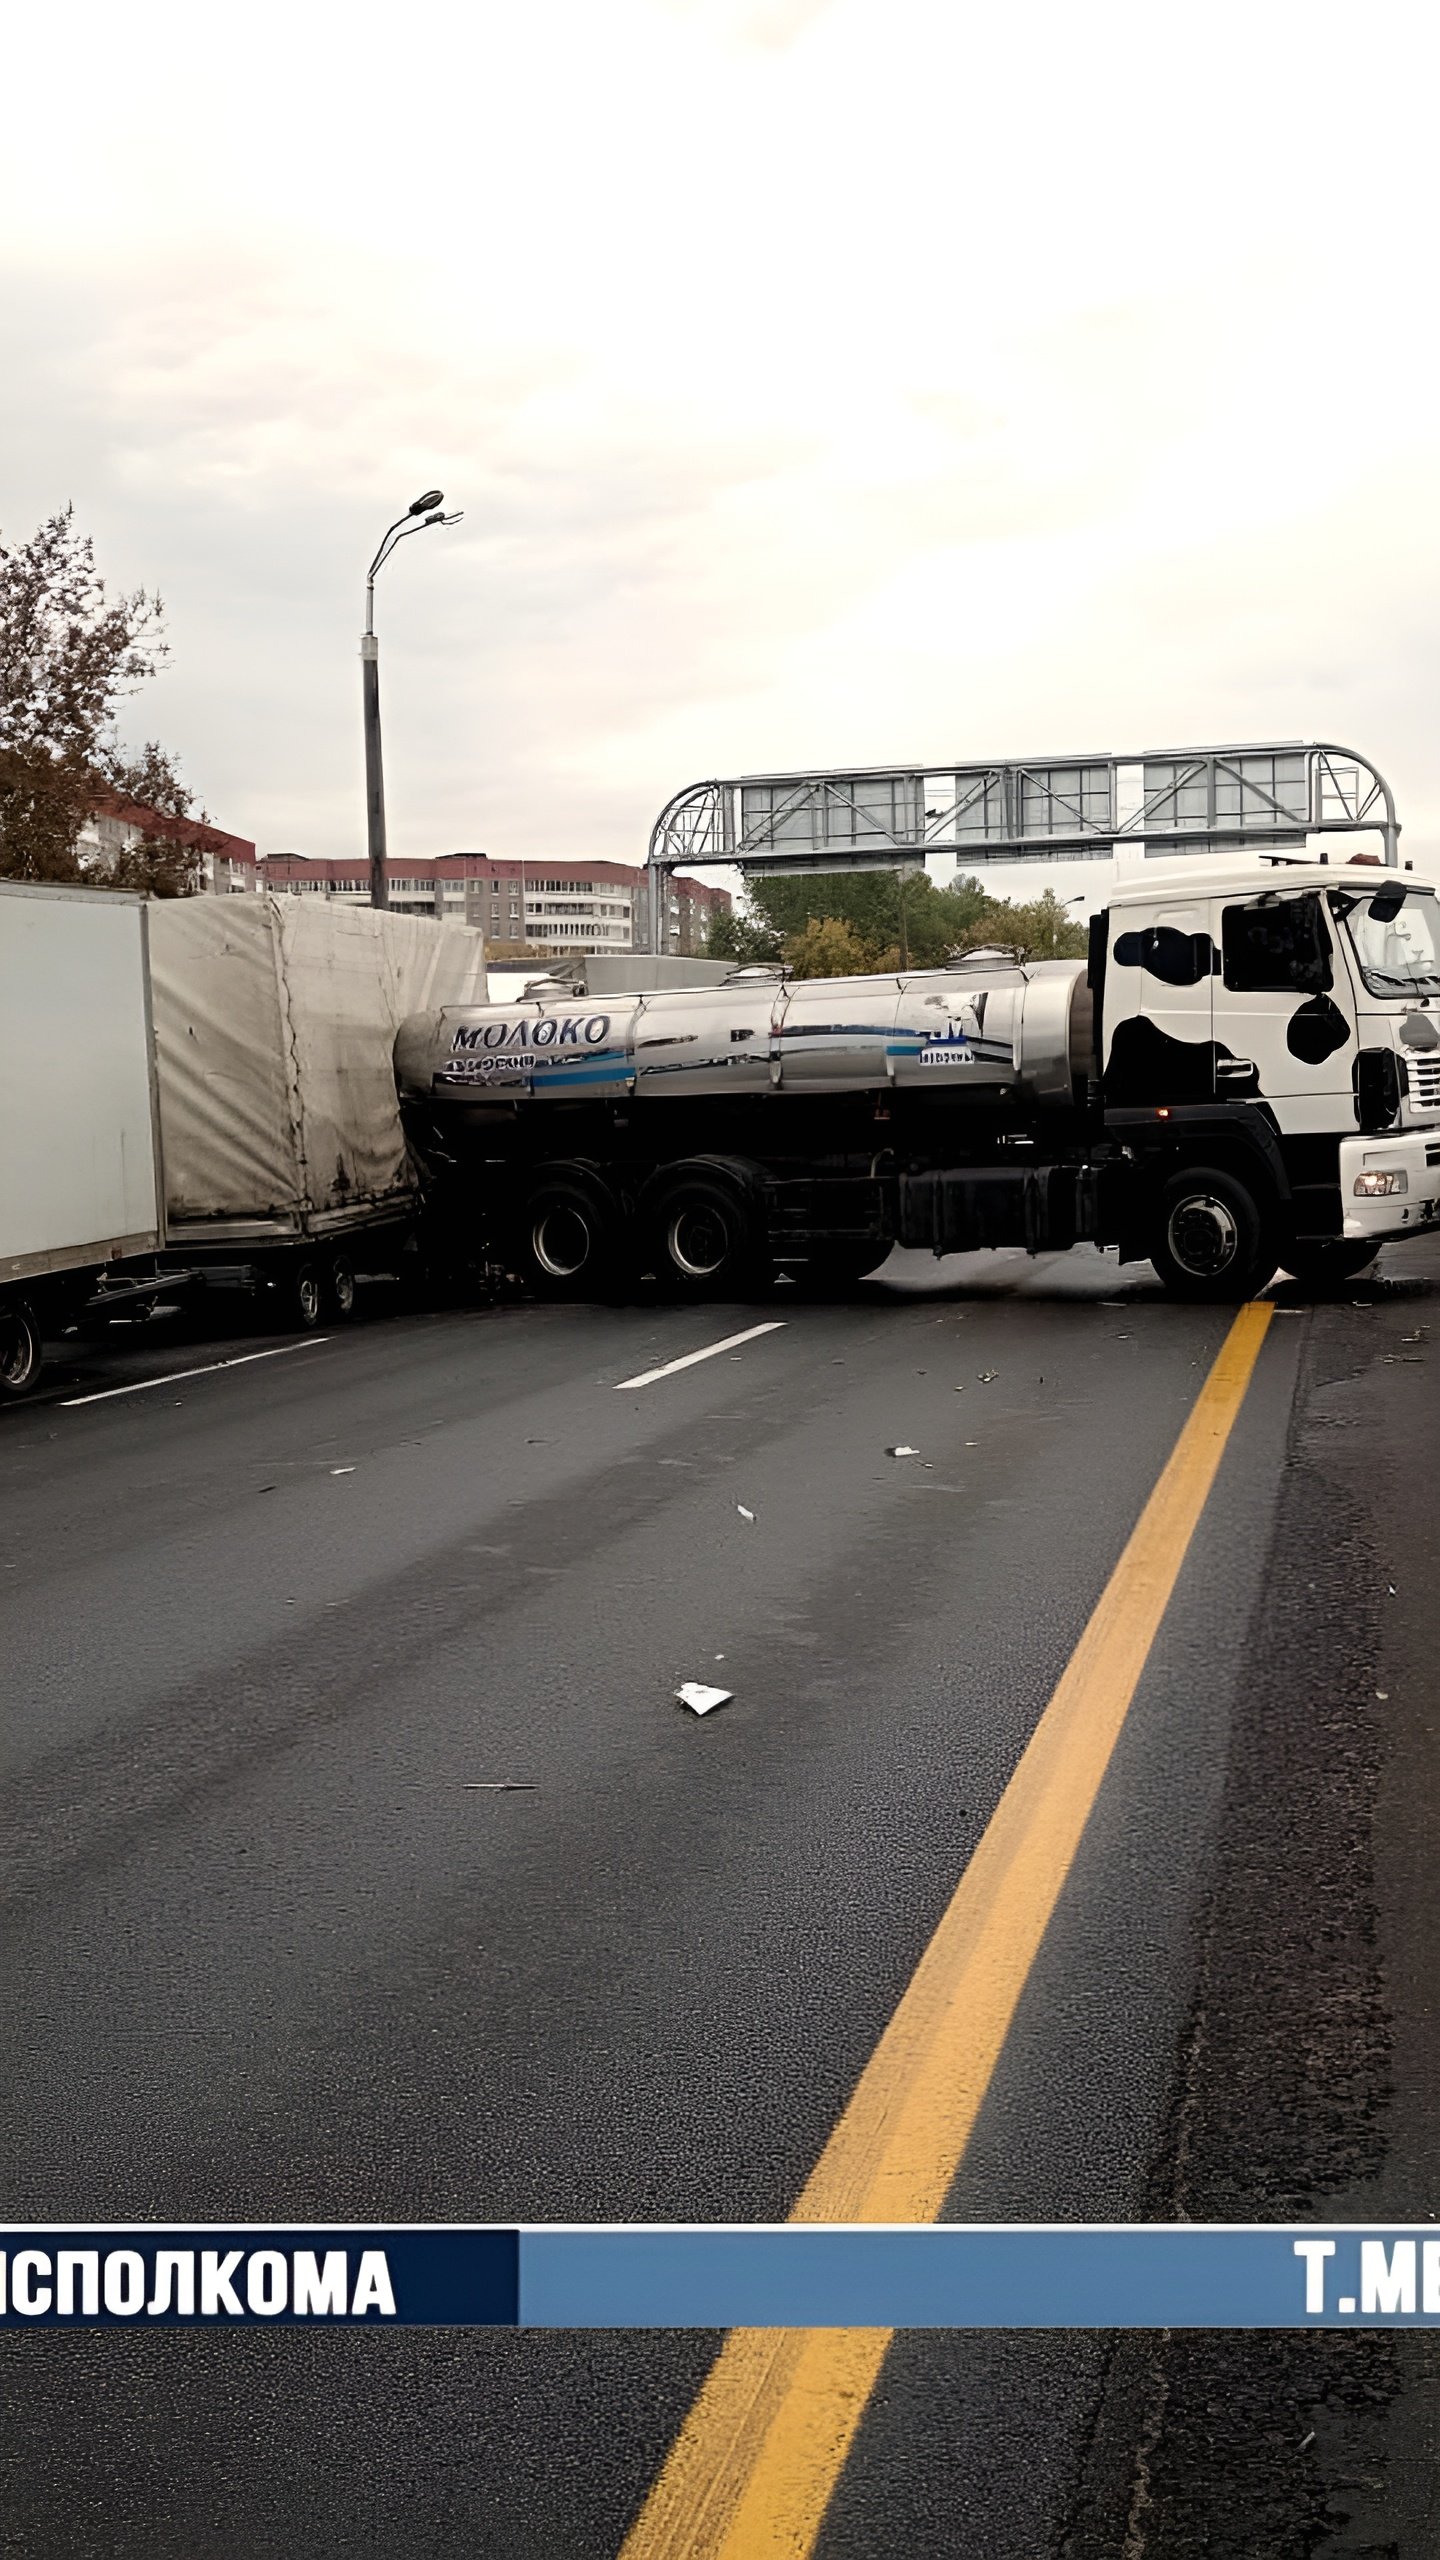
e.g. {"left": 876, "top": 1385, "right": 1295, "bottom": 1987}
{"left": 1408, "top": 1054, "right": 1440, "bottom": 1111}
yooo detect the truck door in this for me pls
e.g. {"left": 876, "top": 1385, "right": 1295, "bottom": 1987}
{"left": 1103, "top": 899, "right": 1217, "bottom": 1105}
{"left": 1215, "top": 890, "right": 1352, "bottom": 1119}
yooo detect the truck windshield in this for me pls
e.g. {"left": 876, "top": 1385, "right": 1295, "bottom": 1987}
{"left": 1331, "top": 887, "right": 1440, "bottom": 996}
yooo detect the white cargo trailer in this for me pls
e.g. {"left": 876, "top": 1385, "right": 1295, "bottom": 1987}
{"left": 0, "top": 885, "right": 486, "bottom": 1396}
{"left": 0, "top": 884, "right": 163, "bottom": 1388}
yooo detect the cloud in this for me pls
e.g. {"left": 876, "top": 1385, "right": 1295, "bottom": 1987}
{"left": 0, "top": 0, "right": 1437, "bottom": 880}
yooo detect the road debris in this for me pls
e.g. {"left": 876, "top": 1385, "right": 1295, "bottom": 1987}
{"left": 886, "top": 1445, "right": 922, "bottom": 1458}
{"left": 1376, "top": 1691, "right": 1389, "bottom": 1701}
{"left": 976, "top": 1371, "right": 998, "bottom": 1384}
{"left": 464, "top": 1781, "right": 535, "bottom": 1792}
{"left": 737, "top": 1504, "right": 756, "bottom": 1523}
{"left": 330, "top": 1466, "right": 355, "bottom": 1476}
{"left": 676, "top": 1682, "right": 733, "bottom": 1716}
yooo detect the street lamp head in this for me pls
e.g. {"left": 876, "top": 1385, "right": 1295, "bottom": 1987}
{"left": 409, "top": 489, "right": 444, "bottom": 515}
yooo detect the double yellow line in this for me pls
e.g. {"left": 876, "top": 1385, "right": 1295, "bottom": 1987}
{"left": 621, "top": 1301, "right": 1273, "bottom": 2559}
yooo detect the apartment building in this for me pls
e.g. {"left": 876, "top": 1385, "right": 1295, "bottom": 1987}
{"left": 76, "top": 792, "right": 258, "bottom": 892}
{"left": 257, "top": 855, "right": 730, "bottom": 956}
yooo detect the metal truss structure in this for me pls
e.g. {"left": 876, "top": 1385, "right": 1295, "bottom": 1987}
{"left": 644, "top": 742, "right": 1399, "bottom": 948}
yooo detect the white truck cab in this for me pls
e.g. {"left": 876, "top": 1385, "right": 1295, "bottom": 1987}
{"left": 1100, "top": 860, "right": 1440, "bottom": 1282}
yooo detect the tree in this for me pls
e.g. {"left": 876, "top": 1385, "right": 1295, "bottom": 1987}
{"left": 748, "top": 866, "right": 1003, "bottom": 969}
{"left": 704, "top": 904, "right": 784, "bottom": 966}
{"left": 0, "top": 508, "right": 200, "bottom": 891}
{"left": 783, "top": 915, "right": 881, "bottom": 979}
{"left": 101, "top": 741, "right": 208, "bottom": 897}
{"left": 954, "top": 887, "right": 1088, "bottom": 961}
{"left": 729, "top": 866, "right": 1089, "bottom": 974}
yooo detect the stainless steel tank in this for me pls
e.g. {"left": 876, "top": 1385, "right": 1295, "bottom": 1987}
{"left": 394, "top": 958, "right": 1091, "bottom": 1112}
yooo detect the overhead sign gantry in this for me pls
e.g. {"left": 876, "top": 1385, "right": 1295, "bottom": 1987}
{"left": 643, "top": 740, "right": 1399, "bottom": 949}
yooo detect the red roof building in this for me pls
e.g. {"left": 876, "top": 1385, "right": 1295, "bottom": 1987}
{"left": 77, "top": 791, "right": 258, "bottom": 894}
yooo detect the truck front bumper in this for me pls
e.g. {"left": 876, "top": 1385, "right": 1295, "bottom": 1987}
{"left": 1339, "top": 1129, "right": 1440, "bottom": 1242}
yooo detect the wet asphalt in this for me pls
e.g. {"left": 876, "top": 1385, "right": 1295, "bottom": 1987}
{"left": 0, "top": 1238, "right": 1435, "bottom": 2556}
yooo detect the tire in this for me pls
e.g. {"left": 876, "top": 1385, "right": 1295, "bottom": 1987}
{"left": 1148, "top": 1162, "right": 1278, "bottom": 1302}
{"left": 648, "top": 1164, "right": 771, "bottom": 1299}
{"left": 325, "top": 1253, "right": 358, "bottom": 1321}
{"left": 284, "top": 1259, "right": 325, "bottom": 1330}
{"left": 1282, "top": 1239, "right": 1379, "bottom": 1291}
{"left": 518, "top": 1171, "right": 620, "bottom": 1300}
{"left": 0, "top": 1298, "right": 43, "bottom": 1402}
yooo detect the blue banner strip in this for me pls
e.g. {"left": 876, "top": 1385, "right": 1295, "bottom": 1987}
{"left": 520, "top": 2227, "right": 1440, "bottom": 2328}
{"left": 5, "top": 2227, "right": 1440, "bottom": 2327}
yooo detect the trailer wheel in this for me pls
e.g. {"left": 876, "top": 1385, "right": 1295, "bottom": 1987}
{"left": 650, "top": 1166, "right": 771, "bottom": 1299}
{"left": 1148, "top": 1163, "right": 1277, "bottom": 1302}
{"left": 286, "top": 1260, "right": 326, "bottom": 1330}
{"left": 325, "top": 1253, "right": 358, "bottom": 1321}
{"left": 0, "top": 1298, "right": 43, "bottom": 1401}
{"left": 520, "top": 1172, "right": 620, "bottom": 1299}
{"left": 1281, "top": 1239, "right": 1379, "bottom": 1292}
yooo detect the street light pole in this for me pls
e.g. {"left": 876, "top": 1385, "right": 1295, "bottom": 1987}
{"left": 362, "top": 490, "right": 463, "bottom": 910}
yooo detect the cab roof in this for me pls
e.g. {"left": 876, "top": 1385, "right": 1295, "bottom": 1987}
{"left": 1105, "top": 858, "right": 1430, "bottom": 908}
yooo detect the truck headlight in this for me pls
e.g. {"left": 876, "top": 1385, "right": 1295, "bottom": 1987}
{"left": 1353, "top": 1169, "right": 1408, "bottom": 1196}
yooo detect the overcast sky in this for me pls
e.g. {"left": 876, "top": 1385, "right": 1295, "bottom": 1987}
{"left": 4, "top": 0, "right": 1439, "bottom": 900}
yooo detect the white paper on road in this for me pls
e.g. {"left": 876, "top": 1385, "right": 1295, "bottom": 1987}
{"left": 675, "top": 1683, "right": 734, "bottom": 1716}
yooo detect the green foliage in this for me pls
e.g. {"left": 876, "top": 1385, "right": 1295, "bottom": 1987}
{"left": 954, "top": 886, "right": 1089, "bottom": 962}
{"left": 724, "top": 868, "right": 1089, "bottom": 975}
{"left": 747, "top": 867, "right": 992, "bottom": 968}
{"left": 704, "top": 905, "right": 784, "bottom": 965}
{"left": 102, "top": 741, "right": 207, "bottom": 897}
{"left": 783, "top": 916, "right": 880, "bottom": 978}
{"left": 0, "top": 509, "right": 199, "bottom": 892}
{"left": 0, "top": 742, "right": 92, "bottom": 883}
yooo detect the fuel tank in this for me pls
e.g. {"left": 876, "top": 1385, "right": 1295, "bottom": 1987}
{"left": 394, "top": 956, "right": 1092, "bottom": 1112}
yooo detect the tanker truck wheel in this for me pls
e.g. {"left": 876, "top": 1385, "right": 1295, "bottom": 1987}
{"left": 649, "top": 1164, "right": 771, "bottom": 1301}
{"left": 519, "top": 1171, "right": 621, "bottom": 1300}
{"left": 1148, "top": 1162, "right": 1278, "bottom": 1302}
{"left": 0, "top": 1297, "right": 43, "bottom": 1401}
{"left": 1280, "top": 1239, "right": 1379, "bottom": 1292}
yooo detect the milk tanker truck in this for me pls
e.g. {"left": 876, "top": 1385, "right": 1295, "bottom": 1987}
{"left": 393, "top": 861, "right": 1440, "bottom": 1302}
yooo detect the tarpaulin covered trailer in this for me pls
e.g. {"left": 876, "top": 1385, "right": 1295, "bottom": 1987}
{"left": 0, "top": 885, "right": 486, "bottom": 1396}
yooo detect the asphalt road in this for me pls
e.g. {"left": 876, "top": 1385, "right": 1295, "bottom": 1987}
{"left": 1, "top": 1238, "right": 1436, "bottom": 2556}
